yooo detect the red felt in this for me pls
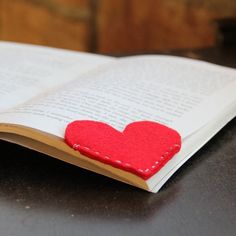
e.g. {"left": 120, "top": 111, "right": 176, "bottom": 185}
{"left": 65, "top": 120, "right": 181, "bottom": 180}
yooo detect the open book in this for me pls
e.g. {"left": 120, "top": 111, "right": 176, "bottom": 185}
{"left": 0, "top": 41, "right": 235, "bottom": 192}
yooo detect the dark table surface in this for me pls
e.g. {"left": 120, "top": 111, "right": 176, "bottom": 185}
{"left": 0, "top": 46, "right": 235, "bottom": 236}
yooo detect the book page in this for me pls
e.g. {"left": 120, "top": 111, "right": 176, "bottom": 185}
{"left": 0, "top": 41, "right": 113, "bottom": 112}
{"left": 0, "top": 55, "right": 235, "bottom": 138}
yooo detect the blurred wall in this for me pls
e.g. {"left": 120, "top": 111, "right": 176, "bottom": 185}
{"left": 0, "top": 0, "right": 235, "bottom": 53}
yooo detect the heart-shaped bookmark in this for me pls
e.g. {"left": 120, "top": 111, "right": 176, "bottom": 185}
{"left": 65, "top": 121, "right": 181, "bottom": 180}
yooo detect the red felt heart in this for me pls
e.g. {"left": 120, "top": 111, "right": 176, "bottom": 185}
{"left": 65, "top": 121, "right": 181, "bottom": 180}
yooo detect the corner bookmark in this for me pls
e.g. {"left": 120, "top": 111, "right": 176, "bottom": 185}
{"left": 65, "top": 120, "right": 181, "bottom": 180}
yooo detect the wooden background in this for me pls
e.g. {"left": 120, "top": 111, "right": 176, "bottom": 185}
{"left": 0, "top": 0, "right": 235, "bottom": 53}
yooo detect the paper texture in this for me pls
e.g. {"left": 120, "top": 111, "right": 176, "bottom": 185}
{"left": 0, "top": 41, "right": 113, "bottom": 112}
{"left": 1, "top": 55, "right": 235, "bottom": 138}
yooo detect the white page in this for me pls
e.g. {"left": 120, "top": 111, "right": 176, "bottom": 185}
{"left": 147, "top": 98, "right": 236, "bottom": 192}
{"left": 0, "top": 55, "right": 235, "bottom": 139}
{"left": 0, "top": 41, "right": 113, "bottom": 112}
